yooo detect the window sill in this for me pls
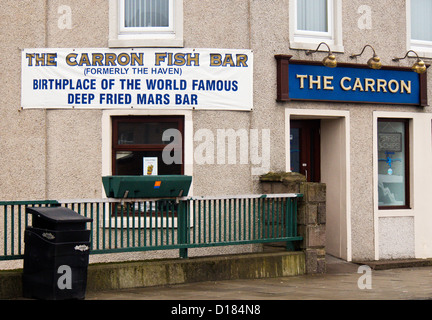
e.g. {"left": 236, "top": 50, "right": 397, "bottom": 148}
{"left": 376, "top": 208, "right": 414, "bottom": 217}
{"left": 289, "top": 40, "right": 344, "bottom": 53}
{"left": 409, "top": 44, "right": 432, "bottom": 59}
{"left": 109, "top": 38, "right": 184, "bottom": 48}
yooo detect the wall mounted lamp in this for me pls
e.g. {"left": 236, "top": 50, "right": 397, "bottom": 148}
{"left": 392, "top": 50, "right": 427, "bottom": 74}
{"left": 350, "top": 44, "right": 382, "bottom": 70}
{"left": 305, "top": 42, "right": 337, "bottom": 68}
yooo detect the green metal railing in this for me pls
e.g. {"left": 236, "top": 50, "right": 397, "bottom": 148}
{"left": 0, "top": 200, "right": 59, "bottom": 261}
{"left": 0, "top": 194, "right": 302, "bottom": 261}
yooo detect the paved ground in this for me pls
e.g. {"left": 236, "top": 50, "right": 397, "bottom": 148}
{"left": 8, "top": 255, "right": 430, "bottom": 319}
{"left": 85, "top": 255, "right": 432, "bottom": 300}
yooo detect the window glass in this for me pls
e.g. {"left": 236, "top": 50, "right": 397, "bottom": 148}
{"left": 124, "top": 0, "right": 170, "bottom": 28}
{"left": 411, "top": 0, "right": 432, "bottom": 41}
{"left": 297, "top": 0, "right": 328, "bottom": 32}
{"left": 290, "top": 128, "right": 300, "bottom": 173}
{"left": 118, "top": 121, "right": 180, "bottom": 145}
{"left": 113, "top": 116, "right": 184, "bottom": 176}
{"left": 377, "top": 120, "right": 408, "bottom": 208}
{"left": 115, "top": 150, "right": 181, "bottom": 175}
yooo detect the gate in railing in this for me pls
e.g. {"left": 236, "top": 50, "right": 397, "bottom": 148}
{"left": 0, "top": 194, "right": 302, "bottom": 261}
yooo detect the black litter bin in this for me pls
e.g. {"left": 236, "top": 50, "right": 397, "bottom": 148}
{"left": 23, "top": 207, "right": 93, "bottom": 300}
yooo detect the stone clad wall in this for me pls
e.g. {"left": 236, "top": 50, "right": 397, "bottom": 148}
{"left": 260, "top": 172, "right": 326, "bottom": 274}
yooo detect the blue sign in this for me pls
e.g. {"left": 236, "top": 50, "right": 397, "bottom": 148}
{"left": 288, "top": 63, "right": 420, "bottom": 105}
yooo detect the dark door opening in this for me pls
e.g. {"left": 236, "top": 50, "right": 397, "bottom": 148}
{"left": 290, "top": 120, "right": 321, "bottom": 182}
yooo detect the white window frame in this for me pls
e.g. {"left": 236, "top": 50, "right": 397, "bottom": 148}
{"left": 289, "top": 0, "right": 344, "bottom": 52}
{"left": 101, "top": 109, "right": 193, "bottom": 194}
{"left": 407, "top": 0, "right": 432, "bottom": 58}
{"left": 109, "top": 0, "right": 184, "bottom": 48}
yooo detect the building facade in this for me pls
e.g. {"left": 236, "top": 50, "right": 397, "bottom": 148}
{"left": 2, "top": 0, "right": 432, "bottom": 263}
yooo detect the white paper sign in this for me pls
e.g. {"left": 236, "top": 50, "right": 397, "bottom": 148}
{"left": 143, "top": 157, "right": 158, "bottom": 176}
{"left": 21, "top": 48, "right": 253, "bottom": 110}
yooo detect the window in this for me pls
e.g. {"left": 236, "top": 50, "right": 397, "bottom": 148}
{"left": 121, "top": 0, "right": 172, "bottom": 32}
{"left": 297, "top": 0, "right": 330, "bottom": 34}
{"left": 112, "top": 116, "right": 184, "bottom": 175}
{"left": 109, "top": 0, "right": 184, "bottom": 47}
{"left": 289, "top": 0, "right": 343, "bottom": 52}
{"left": 408, "top": 0, "right": 432, "bottom": 56}
{"left": 377, "top": 119, "right": 410, "bottom": 209}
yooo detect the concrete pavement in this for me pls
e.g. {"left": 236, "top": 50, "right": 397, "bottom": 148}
{"left": 84, "top": 255, "right": 432, "bottom": 300}
{"left": 6, "top": 254, "right": 432, "bottom": 320}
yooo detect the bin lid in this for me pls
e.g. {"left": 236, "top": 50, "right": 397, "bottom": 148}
{"left": 26, "top": 207, "right": 92, "bottom": 224}
{"left": 102, "top": 175, "right": 192, "bottom": 198}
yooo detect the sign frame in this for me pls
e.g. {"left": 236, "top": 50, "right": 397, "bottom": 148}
{"left": 275, "top": 55, "right": 428, "bottom": 107}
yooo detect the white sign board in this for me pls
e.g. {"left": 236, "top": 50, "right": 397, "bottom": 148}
{"left": 21, "top": 48, "right": 253, "bottom": 110}
{"left": 143, "top": 157, "right": 158, "bottom": 176}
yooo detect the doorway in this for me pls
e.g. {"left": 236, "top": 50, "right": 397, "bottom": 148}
{"left": 290, "top": 120, "right": 321, "bottom": 182}
{"left": 287, "top": 112, "right": 350, "bottom": 261}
